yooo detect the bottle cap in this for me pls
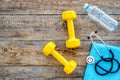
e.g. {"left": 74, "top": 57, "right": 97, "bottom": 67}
{"left": 83, "top": 3, "right": 90, "bottom": 11}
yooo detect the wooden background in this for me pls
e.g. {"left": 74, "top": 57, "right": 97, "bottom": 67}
{"left": 0, "top": 0, "right": 120, "bottom": 80}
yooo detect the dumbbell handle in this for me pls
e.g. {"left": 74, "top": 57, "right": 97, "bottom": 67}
{"left": 67, "top": 19, "right": 75, "bottom": 39}
{"left": 52, "top": 50, "right": 68, "bottom": 66}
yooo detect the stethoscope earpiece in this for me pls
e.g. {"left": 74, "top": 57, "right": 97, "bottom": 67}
{"left": 87, "top": 36, "right": 90, "bottom": 39}
{"left": 95, "top": 30, "right": 97, "bottom": 33}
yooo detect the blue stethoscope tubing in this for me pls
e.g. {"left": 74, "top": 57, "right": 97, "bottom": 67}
{"left": 87, "top": 31, "right": 120, "bottom": 75}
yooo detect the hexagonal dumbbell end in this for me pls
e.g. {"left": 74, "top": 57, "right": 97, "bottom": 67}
{"left": 66, "top": 38, "right": 80, "bottom": 48}
{"left": 42, "top": 42, "right": 56, "bottom": 56}
{"left": 64, "top": 60, "right": 77, "bottom": 74}
{"left": 62, "top": 11, "right": 76, "bottom": 20}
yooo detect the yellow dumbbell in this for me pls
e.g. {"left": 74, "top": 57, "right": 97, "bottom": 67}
{"left": 42, "top": 42, "right": 77, "bottom": 74}
{"left": 62, "top": 11, "right": 81, "bottom": 48}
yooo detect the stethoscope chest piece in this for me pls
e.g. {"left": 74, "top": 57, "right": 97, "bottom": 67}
{"left": 86, "top": 56, "right": 94, "bottom": 64}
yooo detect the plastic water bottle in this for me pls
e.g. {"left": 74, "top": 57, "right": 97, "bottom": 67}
{"left": 83, "top": 3, "right": 118, "bottom": 31}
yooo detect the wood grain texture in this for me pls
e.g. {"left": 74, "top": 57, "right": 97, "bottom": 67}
{"left": 0, "top": 67, "right": 84, "bottom": 78}
{"left": 0, "top": 40, "right": 119, "bottom": 66}
{"left": 0, "top": 15, "right": 120, "bottom": 40}
{"left": 0, "top": 0, "right": 120, "bottom": 14}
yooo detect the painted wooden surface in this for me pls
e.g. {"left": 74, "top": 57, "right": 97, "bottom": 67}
{"left": 0, "top": 0, "right": 120, "bottom": 80}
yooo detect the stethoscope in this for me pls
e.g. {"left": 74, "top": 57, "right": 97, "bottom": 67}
{"left": 86, "top": 31, "right": 120, "bottom": 75}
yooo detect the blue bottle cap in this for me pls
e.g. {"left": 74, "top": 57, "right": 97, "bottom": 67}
{"left": 83, "top": 3, "right": 90, "bottom": 11}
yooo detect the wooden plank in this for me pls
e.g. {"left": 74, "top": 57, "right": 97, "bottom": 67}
{"left": 0, "top": 40, "right": 119, "bottom": 66}
{"left": 0, "top": 40, "right": 119, "bottom": 53}
{"left": 0, "top": 66, "right": 84, "bottom": 78}
{"left": 0, "top": 15, "right": 120, "bottom": 40}
{"left": 0, "top": 39, "right": 87, "bottom": 66}
{"left": 0, "top": 78, "right": 82, "bottom": 80}
{"left": 0, "top": 0, "right": 120, "bottom": 14}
